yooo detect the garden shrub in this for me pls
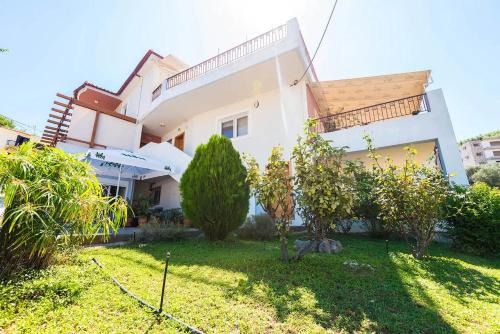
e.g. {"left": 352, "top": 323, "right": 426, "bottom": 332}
{"left": 470, "top": 164, "right": 500, "bottom": 187}
{"left": 336, "top": 219, "right": 354, "bottom": 234}
{"left": 365, "top": 136, "right": 449, "bottom": 259}
{"left": 0, "top": 143, "right": 126, "bottom": 279}
{"left": 136, "top": 218, "right": 186, "bottom": 242}
{"left": 237, "top": 214, "right": 276, "bottom": 240}
{"left": 149, "top": 208, "right": 184, "bottom": 225}
{"left": 292, "top": 120, "right": 356, "bottom": 245}
{"left": 243, "top": 146, "right": 294, "bottom": 261}
{"left": 444, "top": 182, "right": 500, "bottom": 256}
{"left": 348, "top": 161, "right": 390, "bottom": 238}
{"left": 180, "top": 135, "right": 249, "bottom": 240}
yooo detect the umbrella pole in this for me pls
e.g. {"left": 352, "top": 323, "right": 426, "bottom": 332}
{"left": 115, "top": 164, "right": 123, "bottom": 200}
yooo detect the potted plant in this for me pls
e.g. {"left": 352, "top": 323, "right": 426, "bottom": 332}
{"left": 133, "top": 194, "right": 152, "bottom": 225}
{"left": 125, "top": 198, "right": 135, "bottom": 227}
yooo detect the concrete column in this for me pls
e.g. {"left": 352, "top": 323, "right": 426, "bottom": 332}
{"left": 427, "top": 89, "right": 469, "bottom": 185}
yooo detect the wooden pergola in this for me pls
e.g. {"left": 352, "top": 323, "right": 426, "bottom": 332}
{"left": 41, "top": 92, "right": 137, "bottom": 148}
{"left": 41, "top": 93, "right": 73, "bottom": 146}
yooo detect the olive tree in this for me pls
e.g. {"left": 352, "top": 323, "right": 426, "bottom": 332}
{"left": 365, "top": 135, "right": 449, "bottom": 259}
{"left": 292, "top": 120, "right": 356, "bottom": 258}
{"left": 243, "top": 146, "right": 294, "bottom": 261}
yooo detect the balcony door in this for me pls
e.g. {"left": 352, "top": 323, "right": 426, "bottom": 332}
{"left": 174, "top": 133, "right": 184, "bottom": 151}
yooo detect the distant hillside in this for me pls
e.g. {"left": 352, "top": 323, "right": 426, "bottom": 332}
{"left": 459, "top": 129, "right": 500, "bottom": 145}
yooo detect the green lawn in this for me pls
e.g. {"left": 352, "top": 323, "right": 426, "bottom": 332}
{"left": 1, "top": 235, "right": 499, "bottom": 333}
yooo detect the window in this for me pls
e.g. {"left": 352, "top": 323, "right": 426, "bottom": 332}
{"left": 220, "top": 114, "right": 248, "bottom": 139}
{"left": 493, "top": 151, "right": 500, "bottom": 157}
{"left": 221, "top": 120, "right": 234, "bottom": 138}
{"left": 476, "top": 152, "right": 483, "bottom": 157}
{"left": 473, "top": 143, "right": 480, "bottom": 147}
{"left": 237, "top": 116, "right": 248, "bottom": 136}
{"left": 167, "top": 139, "right": 172, "bottom": 144}
{"left": 490, "top": 140, "right": 500, "bottom": 146}
{"left": 151, "top": 186, "right": 161, "bottom": 205}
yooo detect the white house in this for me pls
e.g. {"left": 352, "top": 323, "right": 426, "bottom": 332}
{"left": 41, "top": 18, "right": 468, "bottom": 224}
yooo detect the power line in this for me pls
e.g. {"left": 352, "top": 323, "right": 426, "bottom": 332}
{"left": 292, "top": 0, "right": 339, "bottom": 86}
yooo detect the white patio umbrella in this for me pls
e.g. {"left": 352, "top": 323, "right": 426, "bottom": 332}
{"left": 83, "top": 149, "right": 174, "bottom": 199}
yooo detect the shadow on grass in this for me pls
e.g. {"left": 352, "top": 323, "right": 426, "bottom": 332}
{"left": 420, "top": 257, "right": 500, "bottom": 303}
{"left": 108, "top": 236, "right": 499, "bottom": 333}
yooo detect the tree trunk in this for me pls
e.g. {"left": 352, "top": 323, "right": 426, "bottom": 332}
{"left": 280, "top": 237, "right": 289, "bottom": 262}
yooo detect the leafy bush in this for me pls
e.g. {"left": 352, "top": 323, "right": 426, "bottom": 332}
{"left": 336, "top": 219, "right": 354, "bottom": 234}
{"left": 243, "top": 146, "right": 294, "bottom": 261}
{"left": 180, "top": 135, "right": 249, "bottom": 240}
{"left": 292, "top": 120, "right": 356, "bottom": 243}
{"left": 366, "top": 136, "right": 449, "bottom": 259}
{"left": 0, "top": 143, "right": 126, "bottom": 279}
{"left": 237, "top": 214, "right": 276, "bottom": 240}
{"left": 470, "top": 164, "right": 500, "bottom": 188}
{"left": 348, "top": 161, "right": 391, "bottom": 238}
{"left": 444, "top": 182, "right": 500, "bottom": 256}
{"left": 136, "top": 218, "right": 186, "bottom": 242}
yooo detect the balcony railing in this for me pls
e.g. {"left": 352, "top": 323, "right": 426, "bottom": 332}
{"left": 313, "top": 94, "right": 430, "bottom": 133}
{"left": 164, "top": 24, "right": 288, "bottom": 90}
{"left": 152, "top": 83, "right": 162, "bottom": 101}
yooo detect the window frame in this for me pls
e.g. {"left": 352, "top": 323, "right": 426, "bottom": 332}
{"left": 217, "top": 110, "right": 250, "bottom": 140}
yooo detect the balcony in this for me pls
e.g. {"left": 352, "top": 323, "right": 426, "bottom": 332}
{"left": 168, "top": 24, "right": 287, "bottom": 89}
{"left": 313, "top": 94, "right": 430, "bottom": 133}
{"left": 150, "top": 24, "right": 288, "bottom": 102}
{"left": 142, "top": 18, "right": 310, "bottom": 136}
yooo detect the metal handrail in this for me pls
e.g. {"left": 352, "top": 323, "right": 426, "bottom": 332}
{"left": 152, "top": 83, "right": 162, "bottom": 101}
{"left": 313, "top": 93, "right": 430, "bottom": 133}
{"left": 164, "top": 24, "right": 287, "bottom": 90}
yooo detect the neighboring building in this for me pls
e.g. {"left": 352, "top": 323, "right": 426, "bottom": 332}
{"left": 0, "top": 126, "right": 40, "bottom": 151}
{"left": 41, "top": 18, "right": 468, "bottom": 225}
{"left": 460, "top": 137, "right": 500, "bottom": 167}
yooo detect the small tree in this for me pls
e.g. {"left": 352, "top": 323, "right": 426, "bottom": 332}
{"left": 365, "top": 135, "right": 449, "bottom": 259}
{"left": 0, "top": 143, "right": 127, "bottom": 279}
{"left": 243, "top": 146, "right": 294, "bottom": 261}
{"left": 470, "top": 164, "right": 500, "bottom": 188}
{"left": 180, "top": 135, "right": 249, "bottom": 240}
{"left": 292, "top": 120, "right": 356, "bottom": 256}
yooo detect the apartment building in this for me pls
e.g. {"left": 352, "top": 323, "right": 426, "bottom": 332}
{"left": 460, "top": 137, "right": 500, "bottom": 167}
{"left": 41, "top": 18, "right": 468, "bottom": 224}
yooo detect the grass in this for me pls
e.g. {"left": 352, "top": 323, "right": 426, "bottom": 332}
{"left": 1, "top": 235, "right": 499, "bottom": 333}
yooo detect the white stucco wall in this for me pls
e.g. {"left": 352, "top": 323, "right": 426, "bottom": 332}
{"left": 65, "top": 105, "right": 139, "bottom": 151}
{"left": 159, "top": 82, "right": 307, "bottom": 166}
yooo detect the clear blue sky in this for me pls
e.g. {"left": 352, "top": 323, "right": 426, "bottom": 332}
{"left": 1, "top": 0, "right": 499, "bottom": 140}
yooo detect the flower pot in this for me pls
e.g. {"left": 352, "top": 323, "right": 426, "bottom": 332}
{"left": 125, "top": 217, "right": 134, "bottom": 227}
{"left": 138, "top": 216, "right": 148, "bottom": 225}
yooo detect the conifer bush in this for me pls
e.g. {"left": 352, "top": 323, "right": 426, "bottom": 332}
{"left": 179, "top": 135, "right": 249, "bottom": 240}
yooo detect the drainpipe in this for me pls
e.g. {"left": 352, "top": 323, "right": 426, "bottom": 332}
{"left": 136, "top": 74, "right": 144, "bottom": 118}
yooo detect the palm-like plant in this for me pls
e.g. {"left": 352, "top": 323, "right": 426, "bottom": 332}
{"left": 0, "top": 143, "right": 127, "bottom": 278}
